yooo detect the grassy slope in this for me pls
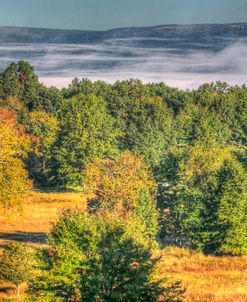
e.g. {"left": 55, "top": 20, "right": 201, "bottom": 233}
{"left": 0, "top": 192, "right": 246, "bottom": 302}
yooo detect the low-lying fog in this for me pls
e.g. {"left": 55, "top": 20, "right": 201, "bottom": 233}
{"left": 0, "top": 37, "right": 247, "bottom": 89}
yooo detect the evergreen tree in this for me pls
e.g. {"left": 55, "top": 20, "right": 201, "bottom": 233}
{"left": 26, "top": 111, "right": 59, "bottom": 185}
{"left": 30, "top": 210, "right": 184, "bottom": 302}
{"left": 107, "top": 94, "right": 173, "bottom": 168}
{"left": 207, "top": 159, "right": 247, "bottom": 254}
{"left": 54, "top": 94, "right": 119, "bottom": 186}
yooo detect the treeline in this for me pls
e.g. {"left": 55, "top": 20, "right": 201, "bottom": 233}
{"left": 0, "top": 61, "right": 247, "bottom": 257}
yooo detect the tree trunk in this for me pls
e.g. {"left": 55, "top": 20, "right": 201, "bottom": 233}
{"left": 16, "top": 284, "right": 20, "bottom": 297}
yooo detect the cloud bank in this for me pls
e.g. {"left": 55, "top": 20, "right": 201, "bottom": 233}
{"left": 0, "top": 37, "right": 247, "bottom": 89}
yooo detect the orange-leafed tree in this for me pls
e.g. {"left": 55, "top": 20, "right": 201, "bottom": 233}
{"left": 0, "top": 108, "right": 32, "bottom": 208}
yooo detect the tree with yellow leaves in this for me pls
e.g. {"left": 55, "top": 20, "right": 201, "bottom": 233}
{"left": 0, "top": 108, "right": 31, "bottom": 208}
{"left": 180, "top": 138, "right": 234, "bottom": 189}
{"left": 83, "top": 151, "right": 159, "bottom": 241}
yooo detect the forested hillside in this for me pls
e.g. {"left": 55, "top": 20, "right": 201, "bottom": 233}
{"left": 0, "top": 61, "right": 246, "bottom": 301}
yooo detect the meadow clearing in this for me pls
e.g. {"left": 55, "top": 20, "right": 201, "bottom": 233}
{"left": 0, "top": 192, "right": 246, "bottom": 302}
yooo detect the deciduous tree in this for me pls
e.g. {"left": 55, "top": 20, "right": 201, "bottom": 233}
{"left": 84, "top": 151, "right": 159, "bottom": 240}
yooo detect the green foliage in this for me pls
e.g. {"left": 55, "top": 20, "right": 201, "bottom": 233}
{"left": 0, "top": 61, "right": 246, "bottom": 257}
{"left": 0, "top": 62, "right": 21, "bottom": 98}
{"left": 205, "top": 159, "right": 247, "bottom": 255}
{"left": 107, "top": 93, "right": 174, "bottom": 167}
{"left": 54, "top": 94, "right": 119, "bottom": 186}
{"left": 36, "top": 86, "right": 63, "bottom": 113}
{"left": 0, "top": 61, "right": 63, "bottom": 113}
{"left": 0, "top": 243, "right": 36, "bottom": 295}
{"left": 17, "top": 60, "right": 41, "bottom": 110}
{"left": 146, "top": 82, "right": 193, "bottom": 114}
{"left": 159, "top": 140, "right": 247, "bottom": 254}
{"left": 62, "top": 78, "right": 112, "bottom": 100}
{"left": 26, "top": 111, "right": 59, "bottom": 185}
{"left": 31, "top": 210, "right": 184, "bottom": 302}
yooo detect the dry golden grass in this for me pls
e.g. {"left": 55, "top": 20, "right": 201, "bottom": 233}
{"left": 0, "top": 191, "right": 91, "bottom": 247}
{"left": 0, "top": 191, "right": 91, "bottom": 300}
{"left": 0, "top": 192, "right": 247, "bottom": 302}
{"left": 0, "top": 281, "right": 27, "bottom": 301}
{"left": 158, "top": 247, "right": 247, "bottom": 302}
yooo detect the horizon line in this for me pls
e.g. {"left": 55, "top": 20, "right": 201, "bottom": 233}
{"left": 0, "top": 21, "right": 246, "bottom": 32}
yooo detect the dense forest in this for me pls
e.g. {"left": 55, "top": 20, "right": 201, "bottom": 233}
{"left": 0, "top": 60, "right": 246, "bottom": 301}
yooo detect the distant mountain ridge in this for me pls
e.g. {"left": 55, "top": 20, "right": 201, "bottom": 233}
{"left": 1, "top": 23, "right": 247, "bottom": 89}
{"left": 0, "top": 23, "right": 247, "bottom": 45}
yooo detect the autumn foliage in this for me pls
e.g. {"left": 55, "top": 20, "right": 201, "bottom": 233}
{"left": 0, "top": 108, "right": 32, "bottom": 208}
{"left": 84, "top": 151, "right": 156, "bottom": 210}
{"left": 83, "top": 151, "right": 160, "bottom": 240}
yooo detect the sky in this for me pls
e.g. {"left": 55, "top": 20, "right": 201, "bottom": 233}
{"left": 0, "top": 0, "right": 247, "bottom": 30}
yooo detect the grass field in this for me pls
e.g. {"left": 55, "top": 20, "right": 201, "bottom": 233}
{"left": 0, "top": 191, "right": 246, "bottom": 301}
{"left": 158, "top": 247, "right": 247, "bottom": 302}
{"left": 0, "top": 191, "right": 90, "bottom": 247}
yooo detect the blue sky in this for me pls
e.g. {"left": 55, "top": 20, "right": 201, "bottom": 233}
{"left": 0, "top": 0, "right": 247, "bottom": 30}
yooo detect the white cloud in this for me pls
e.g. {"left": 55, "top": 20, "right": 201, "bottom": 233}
{"left": 0, "top": 38, "right": 247, "bottom": 89}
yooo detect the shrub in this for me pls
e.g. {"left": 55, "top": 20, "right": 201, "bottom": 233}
{"left": 31, "top": 210, "right": 184, "bottom": 302}
{"left": 0, "top": 243, "right": 36, "bottom": 296}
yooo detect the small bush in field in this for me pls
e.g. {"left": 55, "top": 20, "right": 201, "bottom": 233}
{"left": 0, "top": 243, "right": 36, "bottom": 296}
